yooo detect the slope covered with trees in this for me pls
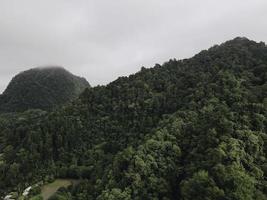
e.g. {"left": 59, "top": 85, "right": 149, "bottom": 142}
{"left": 0, "top": 37, "right": 266, "bottom": 199}
{"left": 0, "top": 67, "right": 90, "bottom": 113}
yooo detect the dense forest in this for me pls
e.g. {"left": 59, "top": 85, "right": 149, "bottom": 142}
{"left": 0, "top": 67, "right": 90, "bottom": 113}
{"left": 0, "top": 37, "right": 266, "bottom": 199}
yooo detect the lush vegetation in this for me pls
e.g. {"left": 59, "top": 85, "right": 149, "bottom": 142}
{"left": 0, "top": 67, "right": 90, "bottom": 113}
{"left": 0, "top": 37, "right": 266, "bottom": 199}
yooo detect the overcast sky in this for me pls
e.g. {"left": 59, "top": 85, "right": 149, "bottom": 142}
{"left": 0, "top": 0, "right": 267, "bottom": 93}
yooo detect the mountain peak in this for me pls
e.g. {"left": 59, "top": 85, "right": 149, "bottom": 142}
{"left": 222, "top": 37, "right": 265, "bottom": 47}
{"left": 0, "top": 67, "right": 90, "bottom": 113}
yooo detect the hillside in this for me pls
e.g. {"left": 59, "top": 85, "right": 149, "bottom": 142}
{"left": 0, "top": 37, "right": 266, "bottom": 200}
{"left": 0, "top": 67, "right": 90, "bottom": 113}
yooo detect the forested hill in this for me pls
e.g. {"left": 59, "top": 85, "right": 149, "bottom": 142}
{"left": 0, "top": 37, "right": 266, "bottom": 200}
{"left": 0, "top": 67, "right": 90, "bottom": 113}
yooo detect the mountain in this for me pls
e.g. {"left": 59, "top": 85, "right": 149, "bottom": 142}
{"left": 0, "top": 37, "right": 266, "bottom": 199}
{"left": 0, "top": 67, "right": 90, "bottom": 113}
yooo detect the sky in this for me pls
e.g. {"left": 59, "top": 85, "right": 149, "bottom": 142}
{"left": 0, "top": 0, "right": 267, "bottom": 93}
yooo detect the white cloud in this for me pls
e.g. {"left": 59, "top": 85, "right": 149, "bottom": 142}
{"left": 0, "top": 0, "right": 266, "bottom": 92}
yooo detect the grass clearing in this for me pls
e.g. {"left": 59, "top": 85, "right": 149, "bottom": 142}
{"left": 40, "top": 179, "right": 75, "bottom": 200}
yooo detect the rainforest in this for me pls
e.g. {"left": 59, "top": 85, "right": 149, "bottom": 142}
{"left": 0, "top": 37, "right": 266, "bottom": 200}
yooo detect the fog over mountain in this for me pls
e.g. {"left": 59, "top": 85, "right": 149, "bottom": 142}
{"left": 0, "top": 0, "right": 267, "bottom": 93}
{"left": 0, "top": 66, "right": 90, "bottom": 112}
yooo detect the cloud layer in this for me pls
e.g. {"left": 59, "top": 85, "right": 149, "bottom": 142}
{"left": 0, "top": 0, "right": 267, "bottom": 92}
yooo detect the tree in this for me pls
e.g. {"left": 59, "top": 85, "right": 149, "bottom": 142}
{"left": 180, "top": 170, "right": 224, "bottom": 200}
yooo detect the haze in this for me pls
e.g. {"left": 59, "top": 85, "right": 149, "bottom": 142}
{"left": 0, "top": 0, "right": 267, "bottom": 93}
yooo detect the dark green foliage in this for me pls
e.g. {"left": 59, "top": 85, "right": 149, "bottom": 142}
{"left": 0, "top": 67, "right": 90, "bottom": 113}
{"left": 30, "top": 195, "right": 44, "bottom": 200}
{"left": 180, "top": 170, "right": 224, "bottom": 200}
{"left": 29, "top": 185, "right": 42, "bottom": 196}
{"left": 0, "top": 37, "right": 266, "bottom": 199}
{"left": 48, "top": 187, "right": 72, "bottom": 200}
